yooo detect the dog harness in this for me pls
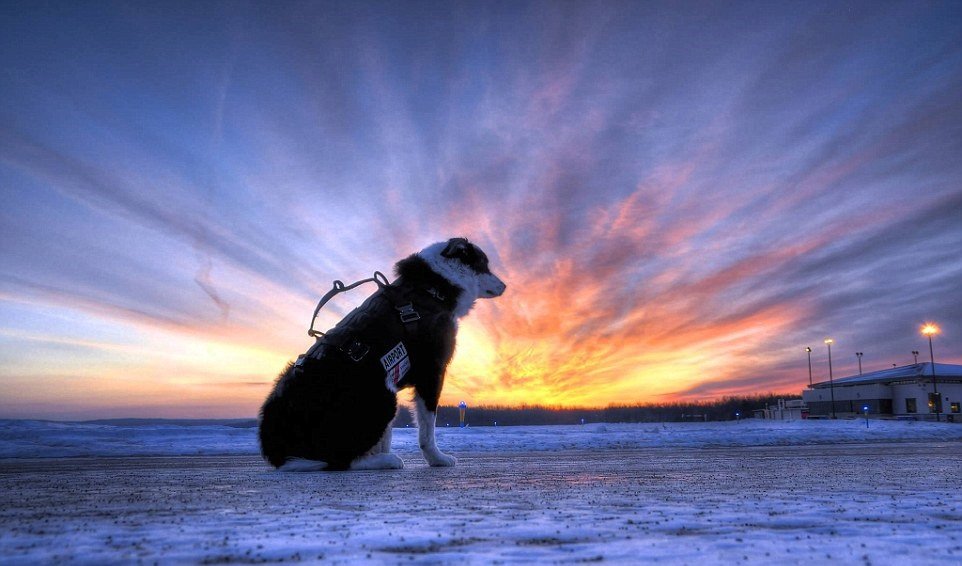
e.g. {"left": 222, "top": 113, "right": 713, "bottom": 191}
{"left": 294, "top": 271, "right": 447, "bottom": 389}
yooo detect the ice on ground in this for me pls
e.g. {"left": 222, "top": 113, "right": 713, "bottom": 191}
{"left": 1, "top": 417, "right": 960, "bottom": 459}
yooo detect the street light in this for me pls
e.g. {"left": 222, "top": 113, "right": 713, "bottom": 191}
{"left": 912, "top": 350, "right": 920, "bottom": 365}
{"left": 921, "top": 323, "right": 940, "bottom": 422}
{"left": 805, "top": 347, "right": 813, "bottom": 387}
{"left": 856, "top": 352, "right": 863, "bottom": 375}
{"left": 825, "top": 338, "right": 836, "bottom": 419}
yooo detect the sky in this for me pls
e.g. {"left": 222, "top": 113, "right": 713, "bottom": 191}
{"left": 1, "top": 0, "right": 961, "bottom": 419}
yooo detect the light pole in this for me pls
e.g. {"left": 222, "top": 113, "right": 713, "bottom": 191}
{"left": 856, "top": 352, "right": 863, "bottom": 375}
{"left": 805, "top": 347, "right": 813, "bottom": 387}
{"left": 912, "top": 350, "right": 919, "bottom": 365}
{"left": 825, "top": 338, "right": 836, "bottom": 419}
{"left": 921, "top": 324, "right": 940, "bottom": 422}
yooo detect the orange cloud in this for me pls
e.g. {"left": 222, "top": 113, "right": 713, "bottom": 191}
{"left": 432, "top": 181, "right": 816, "bottom": 409}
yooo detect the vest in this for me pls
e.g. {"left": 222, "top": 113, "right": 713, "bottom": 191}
{"left": 293, "top": 276, "right": 448, "bottom": 390}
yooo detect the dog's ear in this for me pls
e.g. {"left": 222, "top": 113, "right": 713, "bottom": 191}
{"left": 441, "top": 237, "right": 471, "bottom": 259}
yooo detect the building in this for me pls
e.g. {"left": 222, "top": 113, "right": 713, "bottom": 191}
{"left": 754, "top": 399, "right": 808, "bottom": 420}
{"left": 802, "top": 362, "right": 962, "bottom": 420}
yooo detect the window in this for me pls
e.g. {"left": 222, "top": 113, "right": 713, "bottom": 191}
{"left": 906, "top": 398, "right": 917, "bottom": 413}
{"left": 928, "top": 393, "right": 943, "bottom": 413}
{"left": 951, "top": 402, "right": 960, "bottom": 414}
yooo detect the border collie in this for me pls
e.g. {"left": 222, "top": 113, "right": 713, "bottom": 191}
{"left": 258, "top": 237, "right": 505, "bottom": 471}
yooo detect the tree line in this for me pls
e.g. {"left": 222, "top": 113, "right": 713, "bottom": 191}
{"left": 393, "top": 393, "right": 801, "bottom": 427}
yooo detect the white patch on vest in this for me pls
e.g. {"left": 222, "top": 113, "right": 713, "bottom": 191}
{"left": 381, "top": 342, "right": 410, "bottom": 392}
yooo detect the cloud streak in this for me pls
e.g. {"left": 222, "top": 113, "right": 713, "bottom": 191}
{"left": 1, "top": 1, "right": 960, "bottom": 417}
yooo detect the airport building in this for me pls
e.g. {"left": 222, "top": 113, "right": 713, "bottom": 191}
{"left": 802, "top": 362, "right": 962, "bottom": 421}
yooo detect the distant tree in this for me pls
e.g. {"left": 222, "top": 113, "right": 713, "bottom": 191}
{"left": 394, "top": 393, "right": 801, "bottom": 427}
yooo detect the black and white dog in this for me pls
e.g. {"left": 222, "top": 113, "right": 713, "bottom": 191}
{"left": 259, "top": 237, "right": 505, "bottom": 471}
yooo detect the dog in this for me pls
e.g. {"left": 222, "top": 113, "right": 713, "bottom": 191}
{"left": 258, "top": 237, "right": 505, "bottom": 471}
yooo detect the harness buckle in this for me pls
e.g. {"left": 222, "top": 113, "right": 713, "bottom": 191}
{"left": 343, "top": 340, "right": 370, "bottom": 362}
{"left": 396, "top": 303, "right": 421, "bottom": 324}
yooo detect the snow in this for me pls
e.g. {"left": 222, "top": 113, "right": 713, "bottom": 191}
{"left": 1, "top": 419, "right": 961, "bottom": 564}
{"left": 3, "top": 417, "right": 962, "bottom": 459}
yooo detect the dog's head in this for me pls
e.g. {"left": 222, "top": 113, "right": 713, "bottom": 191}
{"left": 418, "top": 237, "right": 506, "bottom": 317}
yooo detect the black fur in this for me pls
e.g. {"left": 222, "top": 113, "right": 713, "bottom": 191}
{"left": 442, "top": 237, "right": 492, "bottom": 274}
{"left": 258, "top": 255, "right": 460, "bottom": 470}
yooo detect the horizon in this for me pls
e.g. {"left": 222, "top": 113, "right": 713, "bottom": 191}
{"left": 4, "top": 391, "right": 809, "bottom": 422}
{"left": 2, "top": 1, "right": 961, "bottom": 420}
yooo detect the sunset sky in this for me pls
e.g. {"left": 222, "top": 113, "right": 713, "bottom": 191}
{"left": 2, "top": 1, "right": 961, "bottom": 419}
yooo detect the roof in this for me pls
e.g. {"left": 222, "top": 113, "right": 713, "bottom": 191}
{"left": 811, "top": 362, "right": 962, "bottom": 388}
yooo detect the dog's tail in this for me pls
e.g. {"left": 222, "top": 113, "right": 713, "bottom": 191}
{"left": 277, "top": 458, "right": 329, "bottom": 472}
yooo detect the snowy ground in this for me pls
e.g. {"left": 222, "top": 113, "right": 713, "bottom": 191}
{"left": 1, "top": 421, "right": 961, "bottom": 564}
{"left": 3, "top": 418, "right": 962, "bottom": 459}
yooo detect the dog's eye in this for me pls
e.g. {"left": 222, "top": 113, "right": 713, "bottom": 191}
{"left": 469, "top": 249, "right": 490, "bottom": 273}
{"left": 474, "top": 250, "right": 489, "bottom": 268}
{"left": 459, "top": 246, "right": 476, "bottom": 263}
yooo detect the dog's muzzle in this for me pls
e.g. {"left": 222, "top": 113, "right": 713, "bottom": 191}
{"left": 483, "top": 278, "right": 506, "bottom": 298}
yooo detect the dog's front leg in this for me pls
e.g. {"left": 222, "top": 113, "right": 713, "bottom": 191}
{"left": 377, "top": 412, "right": 395, "bottom": 453}
{"left": 414, "top": 393, "right": 457, "bottom": 467}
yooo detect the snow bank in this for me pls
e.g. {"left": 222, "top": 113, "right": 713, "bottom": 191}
{"left": 0, "top": 419, "right": 256, "bottom": 459}
{"left": 2, "top": 418, "right": 960, "bottom": 459}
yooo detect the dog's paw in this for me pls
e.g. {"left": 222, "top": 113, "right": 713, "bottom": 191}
{"left": 278, "top": 458, "right": 328, "bottom": 472}
{"left": 382, "top": 453, "right": 405, "bottom": 469}
{"left": 351, "top": 452, "right": 405, "bottom": 470}
{"left": 426, "top": 451, "right": 457, "bottom": 467}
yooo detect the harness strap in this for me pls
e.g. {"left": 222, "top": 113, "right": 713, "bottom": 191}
{"left": 307, "top": 271, "right": 390, "bottom": 338}
{"left": 296, "top": 272, "right": 444, "bottom": 371}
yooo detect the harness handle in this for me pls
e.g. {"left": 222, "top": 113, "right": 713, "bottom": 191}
{"left": 307, "top": 271, "right": 389, "bottom": 338}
